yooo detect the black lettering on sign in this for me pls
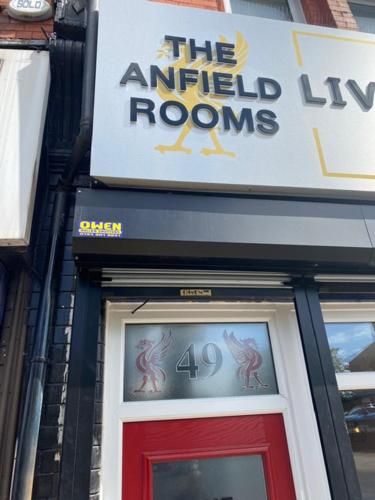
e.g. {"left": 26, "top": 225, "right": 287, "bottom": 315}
{"left": 180, "top": 68, "right": 199, "bottom": 91}
{"left": 150, "top": 65, "right": 175, "bottom": 90}
{"left": 120, "top": 62, "right": 148, "bottom": 87}
{"left": 130, "top": 98, "right": 155, "bottom": 123}
{"left": 236, "top": 75, "right": 258, "bottom": 98}
{"left": 191, "top": 104, "right": 219, "bottom": 129}
{"left": 160, "top": 101, "right": 189, "bottom": 126}
{"left": 346, "top": 79, "right": 375, "bottom": 111}
{"left": 258, "top": 77, "right": 282, "bottom": 100}
{"left": 216, "top": 42, "right": 237, "bottom": 65}
{"left": 189, "top": 38, "right": 213, "bottom": 61}
{"left": 325, "top": 77, "right": 347, "bottom": 107}
{"left": 300, "top": 74, "right": 326, "bottom": 105}
{"left": 256, "top": 110, "right": 279, "bottom": 135}
{"left": 222, "top": 106, "right": 254, "bottom": 133}
{"left": 164, "top": 35, "right": 187, "bottom": 57}
{"left": 213, "top": 72, "right": 235, "bottom": 96}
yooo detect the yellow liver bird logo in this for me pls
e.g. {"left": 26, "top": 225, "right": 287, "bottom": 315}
{"left": 155, "top": 32, "right": 249, "bottom": 158}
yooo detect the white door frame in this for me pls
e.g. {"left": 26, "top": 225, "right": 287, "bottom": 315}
{"left": 101, "top": 301, "right": 330, "bottom": 500}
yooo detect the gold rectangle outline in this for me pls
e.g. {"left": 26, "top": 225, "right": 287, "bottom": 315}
{"left": 292, "top": 30, "right": 375, "bottom": 180}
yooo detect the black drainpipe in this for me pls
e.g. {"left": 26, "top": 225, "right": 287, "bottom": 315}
{"left": 10, "top": 1, "right": 99, "bottom": 499}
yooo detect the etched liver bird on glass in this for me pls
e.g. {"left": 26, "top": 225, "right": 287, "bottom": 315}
{"left": 134, "top": 331, "right": 173, "bottom": 393}
{"left": 223, "top": 330, "right": 268, "bottom": 389}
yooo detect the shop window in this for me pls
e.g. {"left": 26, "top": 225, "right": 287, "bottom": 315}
{"left": 326, "top": 322, "right": 375, "bottom": 373}
{"left": 348, "top": 1, "right": 375, "bottom": 33}
{"left": 226, "top": 0, "right": 305, "bottom": 22}
{"left": 324, "top": 315, "right": 375, "bottom": 500}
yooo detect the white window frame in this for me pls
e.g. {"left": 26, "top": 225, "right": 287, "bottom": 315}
{"left": 322, "top": 303, "right": 375, "bottom": 391}
{"left": 102, "top": 301, "right": 330, "bottom": 500}
{"left": 224, "top": 0, "right": 306, "bottom": 23}
{"left": 349, "top": 0, "right": 375, "bottom": 7}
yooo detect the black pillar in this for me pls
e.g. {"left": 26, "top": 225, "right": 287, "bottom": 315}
{"left": 294, "top": 284, "right": 362, "bottom": 500}
{"left": 59, "top": 270, "right": 101, "bottom": 499}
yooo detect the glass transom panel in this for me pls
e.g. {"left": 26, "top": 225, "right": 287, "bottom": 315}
{"left": 124, "top": 323, "right": 278, "bottom": 401}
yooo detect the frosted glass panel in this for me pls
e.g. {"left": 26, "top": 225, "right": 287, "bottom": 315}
{"left": 349, "top": 3, "right": 375, "bottom": 34}
{"left": 230, "top": 0, "right": 292, "bottom": 21}
{"left": 153, "top": 455, "right": 268, "bottom": 500}
{"left": 124, "top": 323, "right": 278, "bottom": 401}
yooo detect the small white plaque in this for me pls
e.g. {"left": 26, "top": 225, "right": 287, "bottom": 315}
{"left": 7, "top": 0, "right": 52, "bottom": 21}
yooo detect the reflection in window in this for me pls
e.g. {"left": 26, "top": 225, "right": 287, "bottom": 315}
{"left": 230, "top": 0, "right": 293, "bottom": 21}
{"left": 325, "top": 323, "right": 375, "bottom": 373}
{"left": 342, "top": 390, "right": 375, "bottom": 500}
{"left": 153, "top": 455, "right": 268, "bottom": 500}
{"left": 349, "top": 2, "right": 375, "bottom": 34}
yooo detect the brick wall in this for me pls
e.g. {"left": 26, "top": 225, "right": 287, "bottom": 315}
{"left": 301, "top": 0, "right": 358, "bottom": 29}
{"left": 0, "top": 0, "right": 53, "bottom": 40}
{"left": 153, "top": 0, "right": 224, "bottom": 11}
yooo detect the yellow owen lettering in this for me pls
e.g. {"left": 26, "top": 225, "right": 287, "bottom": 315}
{"left": 91, "top": 222, "right": 103, "bottom": 230}
{"left": 80, "top": 221, "right": 90, "bottom": 229}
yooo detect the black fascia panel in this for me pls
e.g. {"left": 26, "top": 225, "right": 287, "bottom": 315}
{"left": 72, "top": 189, "right": 373, "bottom": 267}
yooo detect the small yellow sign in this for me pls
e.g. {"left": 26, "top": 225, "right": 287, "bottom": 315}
{"left": 180, "top": 289, "right": 212, "bottom": 297}
{"left": 78, "top": 220, "right": 123, "bottom": 238}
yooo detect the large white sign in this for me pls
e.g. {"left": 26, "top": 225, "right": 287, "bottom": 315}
{"left": 92, "top": 0, "right": 375, "bottom": 196}
{"left": 0, "top": 50, "right": 50, "bottom": 245}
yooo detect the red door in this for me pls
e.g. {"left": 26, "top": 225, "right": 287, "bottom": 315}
{"left": 123, "top": 414, "right": 296, "bottom": 500}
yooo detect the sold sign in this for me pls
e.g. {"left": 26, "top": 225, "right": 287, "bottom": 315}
{"left": 7, "top": 0, "right": 52, "bottom": 20}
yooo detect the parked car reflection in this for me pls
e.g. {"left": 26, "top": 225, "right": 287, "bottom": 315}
{"left": 345, "top": 405, "right": 375, "bottom": 447}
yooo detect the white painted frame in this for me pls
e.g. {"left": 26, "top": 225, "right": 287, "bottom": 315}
{"left": 101, "top": 302, "right": 330, "bottom": 500}
{"left": 349, "top": 0, "right": 375, "bottom": 8}
{"left": 224, "top": 0, "right": 306, "bottom": 23}
{"left": 322, "top": 303, "right": 375, "bottom": 391}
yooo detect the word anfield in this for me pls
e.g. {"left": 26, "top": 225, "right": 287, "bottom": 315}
{"left": 120, "top": 33, "right": 280, "bottom": 138}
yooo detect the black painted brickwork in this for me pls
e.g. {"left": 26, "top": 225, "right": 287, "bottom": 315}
{"left": 30, "top": 186, "right": 76, "bottom": 500}
{"left": 26, "top": 31, "right": 98, "bottom": 500}
{"left": 29, "top": 180, "right": 104, "bottom": 499}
